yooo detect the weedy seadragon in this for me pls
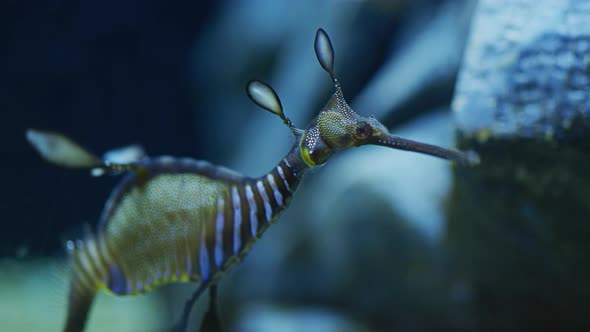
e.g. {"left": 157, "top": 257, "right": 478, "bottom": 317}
{"left": 27, "top": 29, "right": 478, "bottom": 332}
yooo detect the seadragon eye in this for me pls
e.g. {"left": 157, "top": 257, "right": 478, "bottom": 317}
{"left": 355, "top": 122, "right": 372, "bottom": 140}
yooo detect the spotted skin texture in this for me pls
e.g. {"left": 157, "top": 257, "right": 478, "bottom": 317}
{"left": 64, "top": 157, "right": 302, "bottom": 332}
{"left": 108, "top": 174, "right": 227, "bottom": 290}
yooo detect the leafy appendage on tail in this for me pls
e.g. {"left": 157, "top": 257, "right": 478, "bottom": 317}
{"left": 26, "top": 129, "right": 146, "bottom": 176}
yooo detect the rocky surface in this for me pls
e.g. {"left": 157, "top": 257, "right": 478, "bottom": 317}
{"left": 453, "top": 0, "right": 590, "bottom": 142}
{"left": 449, "top": 0, "right": 590, "bottom": 330}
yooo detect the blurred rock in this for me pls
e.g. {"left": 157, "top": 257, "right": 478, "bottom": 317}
{"left": 448, "top": 0, "right": 590, "bottom": 330}
{"left": 453, "top": 0, "right": 590, "bottom": 142}
{"left": 447, "top": 138, "right": 590, "bottom": 331}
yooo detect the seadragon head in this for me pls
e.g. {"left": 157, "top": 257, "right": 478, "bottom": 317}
{"left": 246, "top": 28, "right": 478, "bottom": 168}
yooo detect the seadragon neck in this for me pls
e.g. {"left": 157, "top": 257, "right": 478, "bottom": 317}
{"left": 249, "top": 144, "right": 310, "bottom": 228}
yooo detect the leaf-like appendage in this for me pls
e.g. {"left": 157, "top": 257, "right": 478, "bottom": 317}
{"left": 314, "top": 28, "right": 335, "bottom": 78}
{"left": 246, "top": 80, "right": 284, "bottom": 118}
{"left": 26, "top": 129, "right": 101, "bottom": 168}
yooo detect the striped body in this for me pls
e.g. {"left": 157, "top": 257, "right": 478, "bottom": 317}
{"left": 65, "top": 156, "right": 302, "bottom": 331}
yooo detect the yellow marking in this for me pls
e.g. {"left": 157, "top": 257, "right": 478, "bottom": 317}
{"left": 300, "top": 147, "right": 316, "bottom": 167}
{"left": 99, "top": 272, "right": 192, "bottom": 297}
{"left": 475, "top": 128, "right": 491, "bottom": 144}
{"left": 97, "top": 281, "right": 110, "bottom": 294}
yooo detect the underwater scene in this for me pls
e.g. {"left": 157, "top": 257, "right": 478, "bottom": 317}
{"left": 4, "top": 0, "right": 590, "bottom": 331}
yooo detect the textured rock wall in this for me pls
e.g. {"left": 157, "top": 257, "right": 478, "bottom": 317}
{"left": 453, "top": 0, "right": 590, "bottom": 142}
{"left": 449, "top": 1, "right": 590, "bottom": 330}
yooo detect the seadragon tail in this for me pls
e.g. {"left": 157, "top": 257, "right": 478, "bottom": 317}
{"left": 63, "top": 286, "right": 96, "bottom": 332}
